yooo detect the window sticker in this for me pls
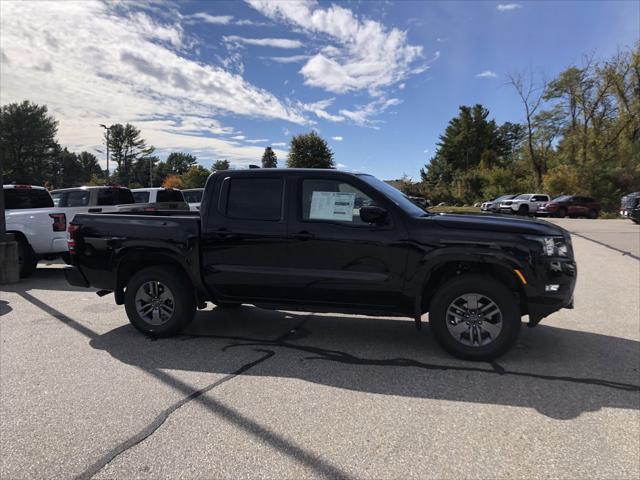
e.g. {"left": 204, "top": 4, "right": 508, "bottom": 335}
{"left": 309, "top": 191, "right": 356, "bottom": 221}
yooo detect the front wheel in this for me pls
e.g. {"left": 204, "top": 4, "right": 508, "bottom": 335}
{"left": 587, "top": 209, "right": 598, "bottom": 219}
{"left": 517, "top": 205, "right": 529, "bottom": 216}
{"left": 124, "top": 267, "right": 196, "bottom": 337}
{"left": 429, "top": 274, "right": 521, "bottom": 361}
{"left": 556, "top": 207, "right": 567, "bottom": 218}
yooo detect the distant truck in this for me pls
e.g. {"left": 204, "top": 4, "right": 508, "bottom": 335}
{"left": 131, "top": 188, "right": 189, "bottom": 211}
{"left": 3, "top": 184, "right": 67, "bottom": 277}
{"left": 65, "top": 169, "right": 577, "bottom": 361}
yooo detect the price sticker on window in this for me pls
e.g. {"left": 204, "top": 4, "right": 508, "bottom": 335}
{"left": 309, "top": 191, "right": 356, "bottom": 221}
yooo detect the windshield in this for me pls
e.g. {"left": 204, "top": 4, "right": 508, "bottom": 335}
{"left": 357, "top": 174, "right": 427, "bottom": 217}
{"left": 514, "top": 194, "right": 531, "bottom": 200}
{"left": 494, "top": 194, "right": 514, "bottom": 202}
{"left": 553, "top": 195, "right": 572, "bottom": 202}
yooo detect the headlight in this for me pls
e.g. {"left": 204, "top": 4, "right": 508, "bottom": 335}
{"left": 529, "top": 236, "right": 569, "bottom": 257}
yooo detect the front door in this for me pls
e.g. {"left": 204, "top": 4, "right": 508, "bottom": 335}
{"left": 284, "top": 174, "right": 408, "bottom": 310}
{"left": 201, "top": 173, "right": 290, "bottom": 302}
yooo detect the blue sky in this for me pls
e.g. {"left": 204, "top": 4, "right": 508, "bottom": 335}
{"left": 1, "top": 0, "right": 638, "bottom": 180}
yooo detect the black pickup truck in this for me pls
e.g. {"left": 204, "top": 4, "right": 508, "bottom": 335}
{"left": 65, "top": 169, "right": 576, "bottom": 360}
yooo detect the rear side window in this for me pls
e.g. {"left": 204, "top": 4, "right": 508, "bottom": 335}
{"left": 157, "top": 189, "right": 184, "bottom": 203}
{"left": 98, "top": 188, "right": 134, "bottom": 205}
{"left": 532, "top": 195, "right": 549, "bottom": 202}
{"left": 4, "top": 188, "right": 54, "bottom": 209}
{"left": 226, "top": 178, "right": 283, "bottom": 221}
{"left": 133, "top": 191, "right": 150, "bottom": 203}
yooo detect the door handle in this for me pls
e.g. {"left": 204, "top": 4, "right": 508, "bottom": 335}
{"left": 88, "top": 208, "right": 102, "bottom": 213}
{"left": 293, "top": 230, "right": 314, "bottom": 241}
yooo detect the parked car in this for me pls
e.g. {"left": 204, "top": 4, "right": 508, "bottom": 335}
{"left": 620, "top": 192, "right": 640, "bottom": 224}
{"left": 65, "top": 169, "right": 576, "bottom": 361}
{"left": 537, "top": 195, "right": 601, "bottom": 218}
{"left": 131, "top": 187, "right": 189, "bottom": 211}
{"left": 499, "top": 194, "right": 550, "bottom": 215}
{"left": 3, "top": 184, "right": 67, "bottom": 277}
{"left": 481, "top": 194, "right": 519, "bottom": 213}
{"left": 51, "top": 186, "right": 137, "bottom": 222}
{"left": 182, "top": 188, "right": 204, "bottom": 211}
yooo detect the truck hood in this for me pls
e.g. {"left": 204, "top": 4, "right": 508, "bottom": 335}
{"left": 429, "top": 212, "right": 564, "bottom": 236}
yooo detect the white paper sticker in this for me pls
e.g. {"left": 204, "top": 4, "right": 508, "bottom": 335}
{"left": 309, "top": 191, "right": 356, "bottom": 221}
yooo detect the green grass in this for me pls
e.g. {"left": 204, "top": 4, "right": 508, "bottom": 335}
{"left": 429, "top": 206, "right": 481, "bottom": 214}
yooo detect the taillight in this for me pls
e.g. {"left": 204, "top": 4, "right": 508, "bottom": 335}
{"left": 68, "top": 223, "right": 80, "bottom": 253}
{"left": 49, "top": 213, "right": 66, "bottom": 232}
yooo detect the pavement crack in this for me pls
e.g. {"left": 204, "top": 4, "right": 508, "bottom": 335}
{"left": 569, "top": 231, "right": 640, "bottom": 261}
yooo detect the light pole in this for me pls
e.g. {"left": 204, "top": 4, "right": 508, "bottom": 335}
{"left": 99, "top": 124, "right": 112, "bottom": 181}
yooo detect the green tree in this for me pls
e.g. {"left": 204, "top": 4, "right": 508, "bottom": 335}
{"left": 286, "top": 131, "right": 334, "bottom": 168}
{"left": 105, "top": 123, "right": 154, "bottom": 185}
{"left": 165, "top": 152, "right": 197, "bottom": 174}
{"left": 181, "top": 165, "right": 211, "bottom": 188}
{"left": 0, "top": 100, "right": 59, "bottom": 185}
{"left": 77, "top": 151, "right": 104, "bottom": 182}
{"left": 261, "top": 146, "right": 278, "bottom": 168}
{"left": 212, "top": 159, "right": 230, "bottom": 171}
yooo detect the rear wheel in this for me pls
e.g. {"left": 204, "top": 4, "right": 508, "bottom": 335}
{"left": 587, "top": 209, "right": 598, "bottom": 219}
{"left": 124, "top": 266, "right": 195, "bottom": 337}
{"left": 16, "top": 238, "right": 38, "bottom": 278}
{"left": 429, "top": 274, "right": 521, "bottom": 361}
{"left": 556, "top": 207, "right": 567, "bottom": 218}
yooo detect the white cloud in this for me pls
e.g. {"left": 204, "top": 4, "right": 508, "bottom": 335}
{"left": 339, "top": 97, "right": 402, "bottom": 127}
{"left": 272, "top": 142, "right": 287, "bottom": 147}
{"left": 247, "top": 0, "right": 424, "bottom": 95}
{"left": 497, "top": 4, "right": 523, "bottom": 12}
{"left": 223, "top": 35, "right": 302, "bottom": 49}
{"left": 0, "top": 1, "right": 307, "bottom": 166}
{"left": 184, "top": 13, "right": 234, "bottom": 24}
{"left": 245, "top": 138, "right": 269, "bottom": 143}
{"left": 232, "top": 135, "right": 247, "bottom": 140}
{"left": 476, "top": 70, "right": 498, "bottom": 78}
{"left": 332, "top": 136, "right": 343, "bottom": 141}
{"left": 336, "top": 163, "right": 347, "bottom": 169}
{"left": 301, "top": 98, "right": 345, "bottom": 123}
{"left": 268, "top": 55, "right": 310, "bottom": 63}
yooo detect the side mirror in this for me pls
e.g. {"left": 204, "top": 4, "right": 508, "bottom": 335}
{"left": 360, "top": 205, "right": 388, "bottom": 225}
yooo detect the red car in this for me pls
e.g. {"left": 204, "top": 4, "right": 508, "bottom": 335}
{"left": 537, "top": 195, "right": 601, "bottom": 218}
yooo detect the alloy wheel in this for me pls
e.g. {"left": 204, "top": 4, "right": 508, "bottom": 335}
{"left": 445, "top": 293, "right": 503, "bottom": 347}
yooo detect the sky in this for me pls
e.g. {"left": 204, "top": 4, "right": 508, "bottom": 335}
{"left": 1, "top": 0, "right": 638, "bottom": 180}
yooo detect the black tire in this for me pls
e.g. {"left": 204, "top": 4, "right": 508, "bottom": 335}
{"left": 556, "top": 207, "right": 567, "bottom": 218}
{"left": 429, "top": 274, "right": 521, "bottom": 361}
{"left": 124, "top": 266, "right": 196, "bottom": 337}
{"left": 587, "top": 209, "right": 598, "bottom": 219}
{"left": 16, "top": 237, "right": 38, "bottom": 278}
{"left": 517, "top": 204, "right": 529, "bottom": 216}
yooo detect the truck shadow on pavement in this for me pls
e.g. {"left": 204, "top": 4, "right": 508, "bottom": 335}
{"left": 89, "top": 305, "right": 640, "bottom": 421}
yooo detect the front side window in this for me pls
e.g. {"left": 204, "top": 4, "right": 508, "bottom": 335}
{"left": 514, "top": 194, "right": 532, "bottom": 201}
{"left": 301, "top": 179, "right": 374, "bottom": 225}
{"left": 132, "top": 191, "right": 150, "bottom": 203}
{"left": 66, "top": 190, "right": 90, "bottom": 207}
{"left": 51, "top": 192, "right": 64, "bottom": 207}
{"left": 227, "top": 178, "right": 283, "bottom": 221}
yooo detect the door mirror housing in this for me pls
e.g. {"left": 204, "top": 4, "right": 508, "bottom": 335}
{"left": 360, "top": 205, "right": 388, "bottom": 225}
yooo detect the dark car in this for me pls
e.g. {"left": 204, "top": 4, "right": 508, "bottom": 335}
{"left": 481, "top": 194, "right": 519, "bottom": 213}
{"left": 65, "top": 169, "right": 576, "bottom": 361}
{"left": 620, "top": 192, "right": 640, "bottom": 224}
{"left": 537, "top": 195, "right": 601, "bottom": 219}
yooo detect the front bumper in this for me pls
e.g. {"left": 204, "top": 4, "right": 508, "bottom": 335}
{"left": 526, "top": 257, "right": 577, "bottom": 326}
{"left": 64, "top": 266, "right": 90, "bottom": 288}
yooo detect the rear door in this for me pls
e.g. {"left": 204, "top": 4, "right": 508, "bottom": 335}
{"left": 284, "top": 174, "right": 408, "bottom": 309}
{"left": 201, "top": 173, "right": 289, "bottom": 301}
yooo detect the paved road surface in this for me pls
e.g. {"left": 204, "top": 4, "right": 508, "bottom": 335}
{"left": 549, "top": 218, "right": 639, "bottom": 259}
{"left": 1, "top": 219, "right": 639, "bottom": 479}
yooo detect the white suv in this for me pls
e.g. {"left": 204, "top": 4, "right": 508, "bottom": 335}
{"left": 499, "top": 193, "right": 550, "bottom": 215}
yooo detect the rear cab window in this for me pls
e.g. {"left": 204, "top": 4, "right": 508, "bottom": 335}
{"left": 157, "top": 189, "right": 184, "bottom": 203}
{"left": 97, "top": 187, "right": 134, "bottom": 205}
{"left": 4, "top": 188, "right": 54, "bottom": 209}
{"left": 133, "top": 191, "right": 150, "bottom": 203}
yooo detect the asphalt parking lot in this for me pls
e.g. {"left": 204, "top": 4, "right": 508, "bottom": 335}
{"left": 1, "top": 218, "right": 639, "bottom": 479}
